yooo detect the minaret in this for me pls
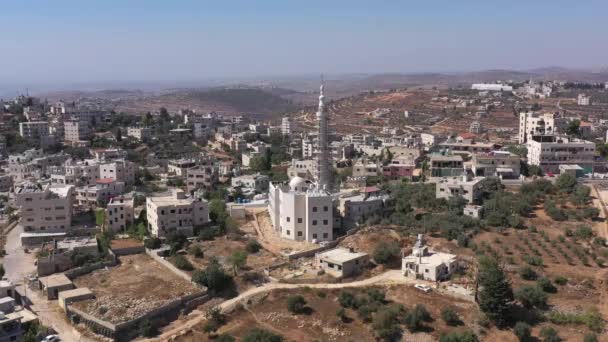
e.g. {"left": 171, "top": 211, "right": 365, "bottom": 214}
{"left": 316, "top": 78, "right": 331, "bottom": 191}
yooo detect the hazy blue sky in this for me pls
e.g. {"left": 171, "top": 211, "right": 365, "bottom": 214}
{"left": 1, "top": 0, "right": 607, "bottom": 85}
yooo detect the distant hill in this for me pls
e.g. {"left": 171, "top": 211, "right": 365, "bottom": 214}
{"left": 112, "top": 87, "right": 298, "bottom": 118}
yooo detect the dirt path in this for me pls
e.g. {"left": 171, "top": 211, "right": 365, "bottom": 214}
{"left": 590, "top": 185, "right": 608, "bottom": 319}
{"left": 149, "top": 270, "right": 413, "bottom": 341}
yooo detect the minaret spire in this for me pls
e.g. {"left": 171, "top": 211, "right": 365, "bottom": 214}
{"left": 316, "top": 75, "right": 331, "bottom": 191}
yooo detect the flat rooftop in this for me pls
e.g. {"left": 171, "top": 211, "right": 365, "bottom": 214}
{"left": 317, "top": 248, "right": 368, "bottom": 264}
{"left": 39, "top": 273, "right": 72, "bottom": 288}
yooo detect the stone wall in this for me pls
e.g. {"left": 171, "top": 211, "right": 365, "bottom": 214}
{"left": 111, "top": 245, "right": 145, "bottom": 256}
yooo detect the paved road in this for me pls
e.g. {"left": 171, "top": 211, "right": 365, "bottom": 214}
{"left": 3, "top": 224, "right": 96, "bottom": 342}
{"left": 150, "top": 270, "right": 415, "bottom": 341}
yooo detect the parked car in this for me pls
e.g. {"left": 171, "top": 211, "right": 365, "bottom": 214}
{"left": 42, "top": 335, "right": 60, "bottom": 342}
{"left": 414, "top": 284, "right": 432, "bottom": 293}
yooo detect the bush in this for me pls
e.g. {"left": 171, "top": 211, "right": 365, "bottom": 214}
{"left": 439, "top": 330, "right": 478, "bottom": 342}
{"left": 440, "top": 307, "right": 461, "bottom": 326}
{"left": 287, "top": 295, "right": 307, "bottom": 314}
{"left": 339, "top": 291, "right": 356, "bottom": 308}
{"left": 245, "top": 240, "right": 262, "bottom": 253}
{"left": 554, "top": 276, "right": 568, "bottom": 285}
{"left": 404, "top": 304, "right": 431, "bottom": 332}
{"left": 189, "top": 245, "right": 204, "bottom": 258}
{"left": 192, "top": 258, "right": 233, "bottom": 294}
{"left": 546, "top": 310, "right": 604, "bottom": 332}
{"left": 373, "top": 242, "right": 400, "bottom": 264}
{"left": 583, "top": 334, "right": 598, "bottom": 342}
{"left": 144, "top": 237, "right": 161, "bottom": 249}
{"left": 575, "top": 225, "right": 594, "bottom": 240}
{"left": 514, "top": 322, "right": 532, "bottom": 341}
{"left": 372, "top": 305, "right": 404, "bottom": 341}
{"left": 171, "top": 254, "right": 194, "bottom": 271}
{"left": 515, "top": 285, "right": 548, "bottom": 309}
{"left": 199, "top": 228, "right": 218, "bottom": 241}
{"left": 215, "top": 334, "right": 236, "bottom": 342}
{"left": 242, "top": 328, "right": 284, "bottom": 342}
{"left": 537, "top": 278, "right": 557, "bottom": 293}
{"left": 539, "top": 326, "right": 560, "bottom": 342}
{"left": 336, "top": 307, "right": 347, "bottom": 322}
{"left": 523, "top": 254, "right": 543, "bottom": 266}
{"left": 366, "top": 288, "right": 386, "bottom": 303}
{"left": 519, "top": 266, "right": 537, "bottom": 280}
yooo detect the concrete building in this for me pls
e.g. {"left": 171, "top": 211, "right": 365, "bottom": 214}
{"left": 0, "top": 175, "right": 13, "bottom": 192}
{"left": 167, "top": 159, "right": 197, "bottom": 177}
{"left": 435, "top": 174, "right": 483, "bottom": 204}
{"left": 231, "top": 173, "right": 270, "bottom": 193}
{"left": 99, "top": 159, "right": 135, "bottom": 185}
{"left": 91, "top": 148, "right": 127, "bottom": 161}
{"left": 75, "top": 178, "right": 125, "bottom": 208}
{"left": 281, "top": 116, "right": 293, "bottom": 135}
{"left": 268, "top": 177, "right": 333, "bottom": 243}
{"left": 438, "top": 138, "right": 495, "bottom": 155}
{"left": 463, "top": 204, "right": 483, "bottom": 219}
{"left": 106, "top": 196, "right": 134, "bottom": 232}
{"left": 126, "top": 126, "right": 152, "bottom": 141}
{"left": 146, "top": 189, "right": 209, "bottom": 237}
{"left": 186, "top": 164, "right": 218, "bottom": 192}
{"left": 470, "top": 151, "right": 521, "bottom": 178}
{"left": 518, "top": 111, "right": 567, "bottom": 144}
{"left": 526, "top": 135, "right": 595, "bottom": 173}
{"left": 338, "top": 187, "right": 390, "bottom": 227}
{"left": 64, "top": 119, "right": 91, "bottom": 143}
{"left": 0, "top": 310, "right": 24, "bottom": 342}
{"left": 38, "top": 273, "right": 74, "bottom": 300}
{"left": 14, "top": 182, "right": 73, "bottom": 234}
{"left": 430, "top": 154, "right": 464, "bottom": 177}
{"left": 382, "top": 158, "right": 416, "bottom": 180}
{"left": 578, "top": 93, "right": 591, "bottom": 106}
{"left": 352, "top": 160, "right": 380, "bottom": 178}
{"left": 50, "top": 159, "right": 100, "bottom": 186}
{"left": 402, "top": 235, "right": 457, "bottom": 282}
{"left": 58, "top": 288, "right": 94, "bottom": 311}
{"left": 315, "top": 248, "right": 369, "bottom": 277}
{"left": 19, "top": 121, "right": 49, "bottom": 140}
{"left": 469, "top": 120, "right": 482, "bottom": 134}
{"left": 471, "top": 83, "right": 513, "bottom": 92}
{"left": 287, "top": 159, "right": 316, "bottom": 180}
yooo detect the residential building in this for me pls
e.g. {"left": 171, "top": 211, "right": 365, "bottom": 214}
{"left": 338, "top": 187, "right": 390, "bottom": 227}
{"left": 578, "top": 93, "right": 591, "bottom": 106}
{"left": 438, "top": 138, "right": 495, "bottom": 155}
{"left": 75, "top": 178, "right": 125, "bottom": 208}
{"left": 185, "top": 164, "right": 218, "bottom": 192}
{"left": 0, "top": 174, "right": 12, "bottom": 192}
{"left": 126, "top": 127, "right": 152, "bottom": 141}
{"left": 19, "top": 121, "right": 49, "bottom": 139}
{"left": 146, "top": 189, "right": 209, "bottom": 237}
{"left": 469, "top": 120, "right": 482, "bottom": 134}
{"left": 402, "top": 234, "right": 457, "bottom": 281}
{"left": 106, "top": 196, "right": 134, "bottom": 232}
{"left": 281, "top": 116, "right": 292, "bottom": 135}
{"left": 435, "top": 173, "right": 484, "bottom": 204}
{"left": 268, "top": 177, "right": 333, "bottom": 243}
{"left": 287, "top": 159, "right": 316, "bottom": 181}
{"left": 14, "top": 182, "right": 73, "bottom": 234}
{"left": 352, "top": 160, "right": 380, "bottom": 178}
{"left": 470, "top": 151, "right": 521, "bottom": 178}
{"left": 64, "top": 119, "right": 91, "bottom": 143}
{"left": 231, "top": 173, "right": 270, "bottom": 193}
{"left": 518, "top": 111, "right": 567, "bottom": 144}
{"left": 99, "top": 159, "right": 135, "bottom": 184}
{"left": 315, "top": 248, "right": 369, "bottom": 277}
{"left": 463, "top": 204, "right": 483, "bottom": 219}
{"left": 90, "top": 148, "right": 127, "bottom": 161}
{"left": 167, "top": 159, "right": 197, "bottom": 177}
{"left": 526, "top": 135, "right": 595, "bottom": 173}
{"left": 382, "top": 158, "right": 415, "bottom": 180}
{"left": 430, "top": 154, "right": 464, "bottom": 177}
{"left": 471, "top": 83, "right": 513, "bottom": 92}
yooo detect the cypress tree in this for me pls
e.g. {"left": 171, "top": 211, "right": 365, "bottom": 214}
{"left": 477, "top": 256, "right": 513, "bottom": 326}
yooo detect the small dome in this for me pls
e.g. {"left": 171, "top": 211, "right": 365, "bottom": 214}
{"left": 289, "top": 176, "right": 307, "bottom": 191}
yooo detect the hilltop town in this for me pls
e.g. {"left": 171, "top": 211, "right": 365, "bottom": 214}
{"left": 0, "top": 78, "right": 607, "bottom": 342}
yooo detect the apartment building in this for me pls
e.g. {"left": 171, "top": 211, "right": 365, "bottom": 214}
{"left": 435, "top": 174, "right": 483, "bottom": 204}
{"left": 470, "top": 151, "right": 521, "bottom": 178}
{"left": 352, "top": 160, "right": 380, "bottom": 178}
{"left": 281, "top": 117, "right": 292, "bottom": 135}
{"left": 382, "top": 158, "right": 415, "bottom": 180}
{"left": 64, "top": 120, "right": 91, "bottom": 143}
{"left": 106, "top": 196, "right": 134, "bottom": 233}
{"left": 526, "top": 135, "right": 595, "bottom": 173}
{"left": 99, "top": 159, "right": 135, "bottom": 184}
{"left": 146, "top": 189, "right": 209, "bottom": 237}
{"left": 185, "top": 164, "right": 218, "bottom": 191}
{"left": 15, "top": 182, "right": 73, "bottom": 233}
{"left": 518, "top": 111, "right": 567, "bottom": 144}
{"left": 231, "top": 173, "right": 270, "bottom": 193}
{"left": 19, "top": 121, "right": 49, "bottom": 139}
{"left": 167, "top": 159, "right": 197, "bottom": 177}
{"left": 578, "top": 93, "right": 591, "bottom": 106}
{"left": 50, "top": 159, "right": 100, "bottom": 186}
{"left": 75, "top": 178, "right": 125, "bottom": 208}
{"left": 126, "top": 127, "right": 152, "bottom": 141}
{"left": 430, "top": 154, "right": 464, "bottom": 177}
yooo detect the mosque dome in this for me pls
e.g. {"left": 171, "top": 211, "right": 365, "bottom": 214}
{"left": 289, "top": 177, "right": 307, "bottom": 191}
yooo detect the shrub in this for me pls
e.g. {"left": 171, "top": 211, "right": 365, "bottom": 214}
{"left": 404, "top": 304, "right": 431, "bottom": 332}
{"left": 366, "top": 288, "right": 386, "bottom": 303}
{"left": 357, "top": 304, "right": 374, "bottom": 322}
{"left": 522, "top": 254, "right": 543, "bottom": 266}
{"left": 575, "top": 225, "right": 594, "bottom": 240}
{"left": 242, "top": 328, "right": 283, "bottom": 342}
{"left": 189, "top": 245, "right": 204, "bottom": 258}
{"left": 372, "top": 305, "right": 404, "bottom": 340}
{"left": 144, "top": 237, "right": 161, "bottom": 249}
{"left": 192, "top": 258, "right": 233, "bottom": 294}
{"left": 439, "top": 330, "right": 478, "bottom": 342}
{"left": 514, "top": 285, "right": 548, "bottom": 309}
{"left": 172, "top": 254, "right": 194, "bottom": 271}
{"left": 519, "top": 266, "right": 537, "bottom": 280}
{"left": 539, "top": 326, "right": 560, "bottom": 342}
{"left": 245, "top": 240, "right": 262, "bottom": 253}
{"left": 537, "top": 278, "right": 557, "bottom": 293}
{"left": 373, "top": 242, "right": 400, "bottom": 264}
{"left": 215, "top": 334, "right": 236, "bottom": 342}
{"left": 287, "top": 295, "right": 307, "bottom": 314}
{"left": 546, "top": 310, "right": 604, "bottom": 332}
{"left": 513, "top": 321, "right": 531, "bottom": 342}
{"left": 583, "top": 334, "right": 598, "bottom": 342}
{"left": 336, "top": 307, "right": 347, "bottom": 322}
{"left": 199, "top": 228, "right": 217, "bottom": 241}
{"left": 440, "top": 307, "right": 461, "bottom": 326}
{"left": 554, "top": 276, "right": 568, "bottom": 285}
{"left": 339, "top": 291, "right": 356, "bottom": 308}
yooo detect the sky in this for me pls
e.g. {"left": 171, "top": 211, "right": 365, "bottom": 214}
{"left": 1, "top": 0, "right": 607, "bottom": 87}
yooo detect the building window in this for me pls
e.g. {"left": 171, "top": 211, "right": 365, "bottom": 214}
{"left": 312, "top": 207, "right": 317, "bottom": 212}
{"left": 313, "top": 233, "right": 317, "bottom": 239}
{"left": 297, "top": 218, "right": 302, "bottom": 223}
{"left": 323, "top": 220, "right": 328, "bottom": 225}
{"left": 312, "top": 220, "right": 317, "bottom": 225}
{"left": 323, "top": 206, "right": 328, "bottom": 212}
{"left": 286, "top": 217, "right": 290, "bottom": 222}
{"left": 297, "top": 231, "right": 302, "bottom": 236}
{"left": 323, "top": 233, "right": 328, "bottom": 238}
{"left": 286, "top": 230, "right": 291, "bottom": 235}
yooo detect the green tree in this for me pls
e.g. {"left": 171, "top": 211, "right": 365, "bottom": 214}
{"left": 249, "top": 155, "right": 269, "bottom": 172}
{"left": 514, "top": 285, "right": 547, "bottom": 309}
{"left": 404, "top": 304, "right": 432, "bottom": 332}
{"left": 555, "top": 173, "right": 577, "bottom": 193}
{"left": 228, "top": 250, "right": 248, "bottom": 275}
{"left": 539, "top": 326, "right": 560, "bottom": 342}
{"left": 477, "top": 256, "right": 513, "bottom": 326}
{"left": 287, "top": 295, "right": 307, "bottom": 314}
{"left": 242, "top": 328, "right": 284, "bottom": 342}
{"left": 513, "top": 322, "right": 532, "bottom": 342}
{"left": 566, "top": 119, "right": 580, "bottom": 136}
{"left": 441, "top": 307, "right": 461, "bottom": 326}
{"left": 439, "top": 330, "right": 478, "bottom": 342}
{"left": 192, "top": 258, "right": 233, "bottom": 294}
{"left": 373, "top": 241, "right": 400, "bottom": 264}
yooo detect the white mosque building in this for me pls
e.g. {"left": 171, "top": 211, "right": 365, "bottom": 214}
{"left": 268, "top": 81, "right": 335, "bottom": 243}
